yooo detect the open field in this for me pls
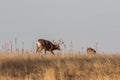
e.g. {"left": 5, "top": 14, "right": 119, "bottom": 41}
{"left": 0, "top": 52, "right": 120, "bottom": 80}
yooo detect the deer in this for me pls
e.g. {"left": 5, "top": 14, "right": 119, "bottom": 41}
{"left": 36, "top": 39, "right": 64, "bottom": 55}
{"left": 87, "top": 47, "right": 96, "bottom": 55}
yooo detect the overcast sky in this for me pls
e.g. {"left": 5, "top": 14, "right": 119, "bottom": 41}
{"left": 0, "top": 0, "right": 120, "bottom": 53}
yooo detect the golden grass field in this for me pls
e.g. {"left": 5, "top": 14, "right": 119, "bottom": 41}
{"left": 0, "top": 52, "right": 120, "bottom": 80}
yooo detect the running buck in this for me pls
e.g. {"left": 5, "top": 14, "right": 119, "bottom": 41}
{"left": 87, "top": 48, "right": 96, "bottom": 55}
{"left": 36, "top": 39, "right": 64, "bottom": 55}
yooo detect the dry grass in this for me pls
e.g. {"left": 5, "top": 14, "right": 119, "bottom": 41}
{"left": 0, "top": 52, "right": 120, "bottom": 80}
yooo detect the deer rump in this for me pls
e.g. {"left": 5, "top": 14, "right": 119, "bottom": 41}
{"left": 87, "top": 48, "right": 96, "bottom": 55}
{"left": 36, "top": 39, "right": 61, "bottom": 55}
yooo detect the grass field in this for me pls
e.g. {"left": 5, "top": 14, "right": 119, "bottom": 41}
{"left": 0, "top": 52, "right": 120, "bottom": 80}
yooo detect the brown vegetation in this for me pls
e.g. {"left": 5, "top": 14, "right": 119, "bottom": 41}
{"left": 0, "top": 52, "right": 120, "bottom": 80}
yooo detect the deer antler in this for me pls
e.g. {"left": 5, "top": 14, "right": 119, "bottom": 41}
{"left": 58, "top": 39, "right": 64, "bottom": 44}
{"left": 53, "top": 39, "right": 64, "bottom": 45}
{"left": 53, "top": 40, "right": 57, "bottom": 44}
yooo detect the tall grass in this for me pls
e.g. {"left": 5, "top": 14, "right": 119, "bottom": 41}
{"left": 0, "top": 52, "right": 120, "bottom": 80}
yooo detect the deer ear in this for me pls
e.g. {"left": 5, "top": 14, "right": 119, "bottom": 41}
{"left": 53, "top": 40, "right": 57, "bottom": 44}
{"left": 53, "top": 40, "right": 55, "bottom": 43}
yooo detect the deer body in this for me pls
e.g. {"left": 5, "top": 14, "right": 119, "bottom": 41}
{"left": 36, "top": 39, "right": 61, "bottom": 55}
{"left": 87, "top": 48, "right": 96, "bottom": 55}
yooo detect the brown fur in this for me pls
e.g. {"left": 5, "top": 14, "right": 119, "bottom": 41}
{"left": 36, "top": 39, "right": 61, "bottom": 55}
{"left": 87, "top": 48, "right": 96, "bottom": 55}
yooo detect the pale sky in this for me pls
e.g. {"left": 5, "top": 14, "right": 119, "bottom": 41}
{"left": 0, "top": 0, "right": 120, "bottom": 53}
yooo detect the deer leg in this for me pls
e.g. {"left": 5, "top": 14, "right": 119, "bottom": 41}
{"left": 36, "top": 47, "right": 43, "bottom": 54}
{"left": 36, "top": 47, "right": 39, "bottom": 53}
{"left": 38, "top": 48, "right": 43, "bottom": 54}
{"left": 51, "top": 51, "right": 55, "bottom": 55}
{"left": 44, "top": 49, "right": 47, "bottom": 54}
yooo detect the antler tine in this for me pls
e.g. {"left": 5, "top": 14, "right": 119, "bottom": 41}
{"left": 58, "top": 39, "right": 64, "bottom": 44}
